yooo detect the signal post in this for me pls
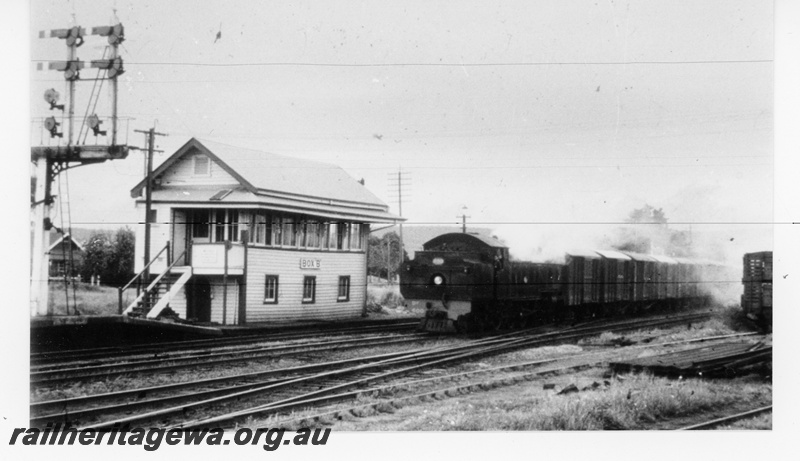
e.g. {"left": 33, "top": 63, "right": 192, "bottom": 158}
{"left": 30, "top": 24, "right": 129, "bottom": 316}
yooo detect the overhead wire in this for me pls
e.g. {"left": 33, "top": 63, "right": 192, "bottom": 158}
{"left": 30, "top": 58, "right": 774, "bottom": 68}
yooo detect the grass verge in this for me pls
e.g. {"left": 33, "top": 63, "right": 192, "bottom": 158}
{"left": 330, "top": 371, "right": 771, "bottom": 431}
{"left": 47, "top": 282, "right": 128, "bottom": 316}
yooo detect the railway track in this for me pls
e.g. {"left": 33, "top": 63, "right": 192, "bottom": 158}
{"left": 30, "top": 332, "right": 429, "bottom": 386}
{"left": 30, "top": 319, "right": 421, "bottom": 366}
{"left": 31, "top": 310, "right": 711, "bottom": 429}
{"left": 172, "top": 311, "right": 713, "bottom": 429}
{"left": 264, "top": 332, "right": 764, "bottom": 430}
{"left": 676, "top": 405, "right": 773, "bottom": 430}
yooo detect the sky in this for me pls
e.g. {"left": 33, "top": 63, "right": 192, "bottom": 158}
{"left": 26, "top": 0, "right": 776, "bottom": 267}
{"left": 7, "top": 0, "right": 800, "bottom": 456}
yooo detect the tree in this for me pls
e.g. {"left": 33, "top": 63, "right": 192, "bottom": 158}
{"left": 105, "top": 227, "right": 135, "bottom": 286}
{"left": 79, "top": 232, "right": 113, "bottom": 283}
{"left": 367, "top": 232, "right": 408, "bottom": 282}
{"left": 609, "top": 204, "right": 692, "bottom": 256}
{"left": 627, "top": 204, "right": 668, "bottom": 225}
{"left": 77, "top": 227, "right": 136, "bottom": 286}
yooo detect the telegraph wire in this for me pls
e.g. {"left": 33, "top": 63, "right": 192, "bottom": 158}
{"left": 30, "top": 59, "right": 774, "bottom": 68}
{"left": 67, "top": 220, "right": 788, "bottom": 226}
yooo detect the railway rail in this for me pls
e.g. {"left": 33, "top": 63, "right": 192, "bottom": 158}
{"left": 264, "top": 332, "right": 764, "bottom": 430}
{"left": 172, "top": 311, "right": 713, "bottom": 429}
{"left": 31, "top": 310, "right": 712, "bottom": 429}
{"left": 30, "top": 319, "right": 421, "bottom": 366}
{"left": 677, "top": 405, "right": 773, "bottom": 430}
{"left": 30, "top": 332, "right": 428, "bottom": 386}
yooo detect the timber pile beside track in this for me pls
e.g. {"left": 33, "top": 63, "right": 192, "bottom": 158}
{"left": 31, "top": 311, "right": 713, "bottom": 429}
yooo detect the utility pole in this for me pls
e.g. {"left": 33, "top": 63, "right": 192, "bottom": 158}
{"left": 458, "top": 206, "right": 471, "bottom": 233}
{"left": 387, "top": 169, "right": 411, "bottom": 263}
{"left": 134, "top": 126, "right": 167, "bottom": 283}
{"left": 31, "top": 23, "right": 129, "bottom": 317}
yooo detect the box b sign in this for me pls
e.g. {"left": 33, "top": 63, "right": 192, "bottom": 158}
{"left": 300, "top": 258, "right": 322, "bottom": 270}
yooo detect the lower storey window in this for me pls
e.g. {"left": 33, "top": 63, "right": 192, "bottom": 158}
{"left": 264, "top": 275, "right": 279, "bottom": 304}
{"left": 337, "top": 276, "right": 350, "bottom": 302}
{"left": 302, "top": 276, "right": 316, "bottom": 304}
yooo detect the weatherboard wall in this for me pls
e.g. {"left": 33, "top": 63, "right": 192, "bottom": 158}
{"left": 133, "top": 202, "right": 173, "bottom": 274}
{"left": 244, "top": 247, "right": 366, "bottom": 323}
{"left": 159, "top": 149, "right": 240, "bottom": 188}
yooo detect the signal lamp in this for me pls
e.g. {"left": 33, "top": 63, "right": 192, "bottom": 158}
{"left": 87, "top": 114, "right": 106, "bottom": 136}
{"left": 44, "top": 117, "right": 62, "bottom": 138}
{"left": 43, "top": 89, "right": 64, "bottom": 111}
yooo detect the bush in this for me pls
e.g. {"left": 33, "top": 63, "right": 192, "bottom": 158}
{"left": 366, "top": 284, "right": 406, "bottom": 313}
{"left": 717, "top": 304, "right": 757, "bottom": 332}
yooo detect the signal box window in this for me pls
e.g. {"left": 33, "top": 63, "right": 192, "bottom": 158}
{"left": 251, "top": 212, "right": 272, "bottom": 246}
{"left": 264, "top": 275, "right": 279, "bottom": 304}
{"left": 336, "top": 222, "right": 349, "bottom": 250}
{"left": 282, "top": 218, "right": 296, "bottom": 246}
{"left": 272, "top": 216, "right": 283, "bottom": 246}
{"left": 191, "top": 210, "right": 209, "bottom": 239}
{"left": 337, "top": 276, "right": 350, "bottom": 302}
{"left": 302, "top": 276, "right": 316, "bottom": 304}
{"left": 305, "top": 221, "right": 320, "bottom": 248}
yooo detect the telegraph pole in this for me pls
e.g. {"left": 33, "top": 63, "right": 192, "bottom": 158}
{"left": 31, "top": 23, "right": 129, "bottom": 316}
{"left": 134, "top": 127, "right": 167, "bottom": 283}
{"left": 458, "top": 206, "right": 470, "bottom": 233}
{"left": 387, "top": 169, "right": 411, "bottom": 264}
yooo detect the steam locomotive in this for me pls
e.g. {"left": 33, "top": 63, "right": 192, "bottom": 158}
{"left": 399, "top": 232, "right": 723, "bottom": 333}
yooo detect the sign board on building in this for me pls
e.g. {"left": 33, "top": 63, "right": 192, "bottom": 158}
{"left": 300, "top": 258, "right": 322, "bottom": 270}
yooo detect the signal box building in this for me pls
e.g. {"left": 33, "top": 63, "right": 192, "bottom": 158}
{"left": 127, "top": 138, "right": 401, "bottom": 324}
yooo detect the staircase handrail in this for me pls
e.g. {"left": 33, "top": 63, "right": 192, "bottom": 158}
{"left": 117, "top": 243, "right": 175, "bottom": 314}
{"left": 121, "top": 248, "right": 187, "bottom": 315}
{"left": 122, "top": 248, "right": 187, "bottom": 315}
{"left": 120, "top": 242, "right": 170, "bottom": 294}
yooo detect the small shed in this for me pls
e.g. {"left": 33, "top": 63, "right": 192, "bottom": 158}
{"left": 47, "top": 233, "right": 84, "bottom": 278}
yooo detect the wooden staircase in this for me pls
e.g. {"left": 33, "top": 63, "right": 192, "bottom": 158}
{"left": 124, "top": 266, "right": 192, "bottom": 319}
{"left": 119, "top": 242, "right": 192, "bottom": 319}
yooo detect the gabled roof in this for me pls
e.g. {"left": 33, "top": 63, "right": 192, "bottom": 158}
{"left": 130, "top": 138, "right": 389, "bottom": 209}
{"left": 47, "top": 234, "right": 84, "bottom": 253}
